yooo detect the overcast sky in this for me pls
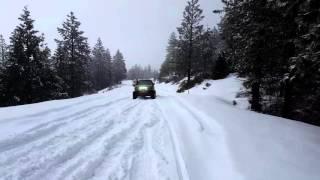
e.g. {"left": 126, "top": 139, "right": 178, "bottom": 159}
{"left": 0, "top": 0, "right": 223, "bottom": 69}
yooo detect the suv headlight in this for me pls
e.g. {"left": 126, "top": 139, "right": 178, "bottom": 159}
{"left": 138, "top": 86, "right": 148, "bottom": 91}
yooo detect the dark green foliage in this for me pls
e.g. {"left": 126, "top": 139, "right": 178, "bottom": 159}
{"left": 212, "top": 53, "right": 229, "bottom": 80}
{"left": 159, "top": 33, "right": 178, "bottom": 79}
{"left": 220, "top": 0, "right": 293, "bottom": 112}
{"left": 0, "top": 35, "right": 8, "bottom": 69}
{"left": 177, "top": 0, "right": 204, "bottom": 85}
{"left": 0, "top": 7, "right": 63, "bottom": 106}
{"left": 112, "top": 50, "right": 127, "bottom": 84}
{"left": 127, "top": 64, "right": 159, "bottom": 80}
{"left": 197, "top": 28, "right": 218, "bottom": 79}
{"left": 90, "top": 38, "right": 112, "bottom": 91}
{"left": 286, "top": 0, "right": 320, "bottom": 125}
{"left": 0, "top": 35, "right": 8, "bottom": 97}
{"left": 220, "top": 0, "right": 320, "bottom": 125}
{"left": 0, "top": 8, "right": 129, "bottom": 106}
{"left": 54, "top": 12, "right": 91, "bottom": 97}
{"left": 160, "top": 0, "right": 229, "bottom": 89}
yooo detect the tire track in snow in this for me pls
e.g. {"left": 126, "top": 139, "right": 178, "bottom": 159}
{"left": 108, "top": 103, "right": 162, "bottom": 180}
{"left": 0, "top": 99, "right": 140, "bottom": 179}
{"left": 157, "top": 97, "right": 226, "bottom": 180}
{"left": 0, "top": 95, "right": 102, "bottom": 122}
{"left": 0, "top": 99, "right": 138, "bottom": 168}
{"left": 127, "top": 104, "right": 164, "bottom": 180}
{"left": 156, "top": 99, "right": 191, "bottom": 180}
{"left": 53, "top": 100, "right": 149, "bottom": 180}
{"left": 100, "top": 101, "right": 179, "bottom": 180}
{"left": 174, "top": 98, "right": 205, "bottom": 132}
{"left": 1, "top": 94, "right": 195, "bottom": 180}
{"left": 0, "top": 97, "right": 128, "bottom": 153}
{"left": 88, "top": 101, "right": 153, "bottom": 180}
{"left": 175, "top": 97, "right": 222, "bottom": 134}
{"left": 150, "top": 103, "right": 181, "bottom": 180}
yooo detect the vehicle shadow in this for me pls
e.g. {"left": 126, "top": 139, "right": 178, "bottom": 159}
{"left": 135, "top": 95, "right": 168, "bottom": 100}
{"left": 136, "top": 96, "right": 155, "bottom": 100}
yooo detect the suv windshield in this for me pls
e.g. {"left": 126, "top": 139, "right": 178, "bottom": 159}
{"left": 137, "top": 80, "right": 153, "bottom": 86}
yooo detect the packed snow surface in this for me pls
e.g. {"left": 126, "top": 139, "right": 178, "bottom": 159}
{"left": 0, "top": 76, "right": 319, "bottom": 180}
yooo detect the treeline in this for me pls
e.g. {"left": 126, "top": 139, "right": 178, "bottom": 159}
{"left": 159, "top": 0, "right": 229, "bottom": 90}
{"left": 127, "top": 65, "right": 159, "bottom": 80}
{"left": 160, "top": 0, "right": 319, "bottom": 125}
{"left": 219, "top": 0, "right": 320, "bottom": 125}
{"left": 0, "top": 8, "right": 127, "bottom": 107}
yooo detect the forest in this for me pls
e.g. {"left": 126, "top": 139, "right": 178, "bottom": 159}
{"left": 0, "top": 8, "right": 127, "bottom": 107}
{"left": 127, "top": 64, "right": 159, "bottom": 80}
{"left": 159, "top": 0, "right": 320, "bottom": 126}
{"left": 0, "top": 0, "right": 319, "bottom": 126}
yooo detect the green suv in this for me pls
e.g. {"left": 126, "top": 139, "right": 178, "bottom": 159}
{"left": 133, "top": 80, "right": 156, "bottom": 99}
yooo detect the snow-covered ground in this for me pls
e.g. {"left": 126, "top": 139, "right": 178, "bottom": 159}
{"left": 0, "top": 76, "right": 319, "bottom": 180}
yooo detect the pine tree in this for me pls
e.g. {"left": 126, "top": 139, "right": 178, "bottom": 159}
{"left": 160, "top": 32, "right": 179, "bottom": 78}
{"left": 198, "top": 28, "right": 221, "bottom": 78}
{"left": 0, "top": 35, "right": 8, "bottom": 68}
{"left": 219, "top": 0, "right": 320, "bottom": 125}
{"left": 287, "top": 0, "right": 320, "bottom": 125}
{"left": 128, "top": 64, "right": 158, "bottom": 80}
{"left": 105, "top": 49, "right": 112, "bottom": 86}
{"left": 91, "top": 38, "right": 112, "bottom": 90}
{"left": 127, "top": 64, "right": 142, "bottom": 80}
{"left": 0, "top": 35, "right": 8, "bottom": 97}
{"left": 112, "top": 50, "right": 127, "bottom": 84}
{"left": 177, "top": 0, "right": 204, "bottom": 87}
{"left": 54, "top": 12, "right": 91, "bottom": 97}
{"left": 212, "top": 53, "right": 229, "bottom": 80}
{"left": 220, "top": 0, "right": 288, "bottom": 112}
{"left": 0, "top": 7, "right": 61, "bottom": 106}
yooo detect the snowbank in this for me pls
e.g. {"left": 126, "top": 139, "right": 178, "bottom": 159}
{"left": 183, "top": 75, "right": 249, "bottom": 109}
{"left": 156, "top": 75, "right": 320, "bottom": 180}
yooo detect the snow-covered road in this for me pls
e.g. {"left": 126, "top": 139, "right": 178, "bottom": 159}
{"left": 0, "top": 81, "right": 196, "bottom": 180}
{"left": 0, "top": 77, "right": 320, "bottom": 180}
{"left": 0, "top": 88, "right": 176, "bottom": 179}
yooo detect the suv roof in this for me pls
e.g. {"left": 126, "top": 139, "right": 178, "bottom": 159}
{"left": 137, "top": 80, "right": 154, "bottom": 85}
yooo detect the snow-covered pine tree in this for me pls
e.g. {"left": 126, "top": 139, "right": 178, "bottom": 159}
{"left": 220, "top": 0, "right": 289, "bottom": 112}
{"left": 212, "top": 53, "right": 229, "bottom": 80}
{"left": 91, "top": 38, "right": 112, "bottom": 90}
{"left": 0, "top": 7, "right": 62, "bottom": 106}
{"left": 218, "top": 0, "right": 320, "bottom": 125}
{"left": 287, "top": 0, "right": 320, "bottom": 125}
{"left": 112, "top": 50, "right": 127, "bottom": 84}
{"left": 0, "top": 35, "right": 8, "bottom": 98}
{"left": 105, "top": 48, "right": 112, "bottom": 86}
{"left": 127, "top": 64, "right": 159, "bottom": 80}
{"left": 197, "top": 28, "right": 221, "bottom": 79}
{"left": 177, "top": 0, "right": 204, "bottom": 87}
{"left": 54, "top": 12, "right": 91, "bottom": 97}
{"left": 0, "top": 35, "right": 8, "bottom": 69}
{"left": 160, "top": 32, "right": 179, "bottom": 79}
{"left": 127, "top": 64, "right": 142, "bottom": 80}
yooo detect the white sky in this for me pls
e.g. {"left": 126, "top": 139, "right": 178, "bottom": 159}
{"left": 0, "top": 0, "right": 223, "bottom": 69}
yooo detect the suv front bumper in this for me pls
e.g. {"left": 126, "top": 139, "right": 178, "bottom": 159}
{"left": 134, "top": 90, "right": 155, "bottom": 96}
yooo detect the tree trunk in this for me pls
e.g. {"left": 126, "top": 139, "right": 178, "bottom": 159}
{"left": 251, "top": 80, "right": 262, "bottom": 112}
{"left": 187, "top": 38, "right": 193, "bottom": 89}
{"left": 282, "top": 79, "right": 293, "bottom": 118}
